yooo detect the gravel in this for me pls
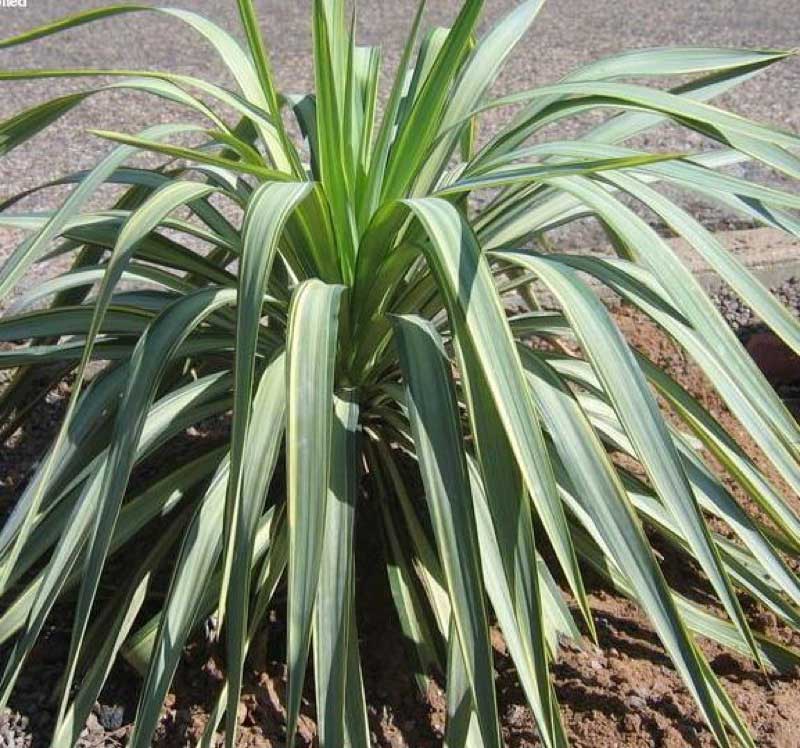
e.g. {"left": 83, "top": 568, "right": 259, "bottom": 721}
{"left": 0, "top": 711, "right": 31, "bottom": 748}
{"left": 713, "top": 276, "right": 800, "bottom": 333}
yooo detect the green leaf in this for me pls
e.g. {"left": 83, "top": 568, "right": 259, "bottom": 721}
{"left": 458, "top": 341, "right": 565, "bottom": 748}
{"left": 604, "top": 169, "right": 800, "bottom": 357}
{"left": 471, "top": 46, "right": 792, "bottom": 170}
{"left": 466, "top": 456, "right": 567, "bottom": 748}
{"left": 285, "top": 279, "right": 344, "bottom": 745}
{"left": 128, "top": 457, "right": 231, "bottom": 747}
{"left": 0, "top": 124, "right": 197, "bottom": 304}
{"left": 312, "top": 0, "right": 358, "bottom": 279}
{"left": 393, "top": 313, "right": 501, "bottom": 748}
{"left": 439, "top": 151, "right": 683, "bottom": 195}
{"left": 89, "top": 128, "right": 289, "bottom": 182}
{"left": 313, "top": 391, "right": 361, "bottom": 748}
{"left": 53, "top": 519, "right": 182, "bottom": 747}
{"left": 222, "top": 353, "right": 287, "bottom": 748}
{"left": 371, "top": 442, "right": 448, "bottom": 689}
{"left": 199, "top": 509, "right": 289, "bottom": 747}
{"left": 360, "top": 0, "right": 426, "bottom": 223}
{"left": 500, "top": 251, "right": 761, "bottom": 670}
{"left": 518, "top": 345, "right": 747, "bottom": 747}
{"left": 556, "top": 251, "right": 799, "bottom": 499}
{"left": 0, "top": 176, "right": 218, "bottom": 599}
{"left": 401, "top": 198, "right": 592, "bottom": 631}
{"left": 56, "top": 286, "right": 236, "bottom": 724}
{"left": 417, "top": 0, "right": 544, "bottom": 193}
{"left": 235, "top": 0, "right": 303, "bottom": 174}
{"left": 444, "top": 616, "right": 483, "bottom": 748}
{"left": 220, "top": 181, "right": 311, "bottom": 747}
{"left": 486, "top": 80, "right": 800, "bottom": 165}
{"left": 570, "top": 522, "right": 800, "bottom": 674}
{"left": 382, "top": 0, "right": 484, "bottom": 200}
{"left": 544, "top": 175, "right": 799, "bottom": 454}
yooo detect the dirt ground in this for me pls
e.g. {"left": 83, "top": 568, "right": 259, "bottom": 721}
{"left": 2, "top": 303, "right": 800, "bottom": 748}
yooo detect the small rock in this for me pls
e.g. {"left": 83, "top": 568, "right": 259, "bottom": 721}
{"left": 506, "top": 704, "right": 528, "bottom": 726}
{"left": 596, "top": 615, "right": 613, "bottom": 631}
{"left": 490, "top": 627, "right": 507, "bottom": 655}
{"left": 96, "top": 703, "right": 124, "bottom": 731}
{"left": 202, "top": 656, "right": 225, "bottom": 683}
{"left": 296, "top": 713, "right": 316, "bottom": 744}
{"left": 236, "top": 701, "right": 248, "bottom": 725}
{"left": 625, "top": 695, "right": 647, "bottom": 711}
{"left": 84, "top": 712, "right": 103, "bottom": 734}
{"left": 204, "top": 614, "right": 220, "bottom": 643}
{"left": 753, "top": 610, "right": 778, "bottom": 633}
{"left": 622, "top": 713, "right": 642, "bottom": 733}
{"left": 558, "top": 634, "right": 583, "bottom": 653}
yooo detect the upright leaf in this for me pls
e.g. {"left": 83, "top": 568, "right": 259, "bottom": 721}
{"left": 285, "top": 279, "right": 344, "bottom": 745}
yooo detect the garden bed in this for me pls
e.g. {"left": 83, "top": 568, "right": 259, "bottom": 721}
{"left": 2, "top": 293, "right": 799, "bottom": 748}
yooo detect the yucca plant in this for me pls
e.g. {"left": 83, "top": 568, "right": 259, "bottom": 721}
{"left": 1, "top": 1, "right": 799, "bottom": 746}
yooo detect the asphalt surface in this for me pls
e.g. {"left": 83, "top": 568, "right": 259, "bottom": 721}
{"left": 0, "top": 0, "right": 797, "bottom": 263}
